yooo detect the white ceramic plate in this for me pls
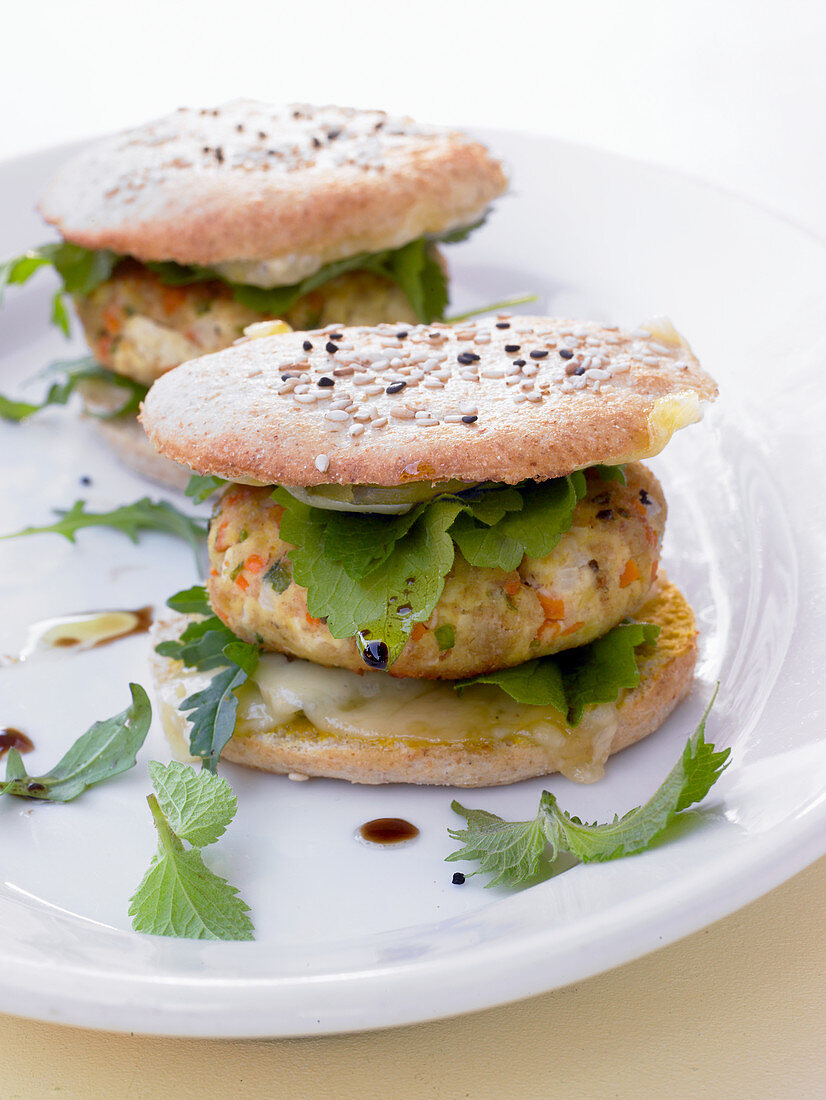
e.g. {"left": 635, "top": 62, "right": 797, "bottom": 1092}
{"left": 1, "top": 131, "right": 824, "bottom": 1038}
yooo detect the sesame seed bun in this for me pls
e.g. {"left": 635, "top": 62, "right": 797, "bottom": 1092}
{"left": 139, "top": 315, "right": 718, "bottom": 487}
{"left": 150, "top": 580, "right": 697, "bottom": 787}
{"left": 38, "top": 101, "right": 507, "bottom": 271}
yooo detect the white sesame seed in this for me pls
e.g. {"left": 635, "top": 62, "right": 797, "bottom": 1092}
{"left": 325, "top": 409, "right": 350, "bottom": 422}
{"left": 505, "top": 364, "right": 521, "bottom": 376}
{"left": 648, "top": 341, "right": 672, "bottom": 354}
{"left": 460, "top": 371, "right": 477, "bottom": 381}
{"left": 371, "top": 416, "right": 388, "bottom": 428}
{"left": 422, "top": 378, "right": 445, "bottom": 389}
{"left": 329, "top": 398, "right": 351, "bottom": 410}
{"left": 572, "top": 325, "right": 590, "bottom": 337}
{"left": 481, "top": 368, "right": 505, "bottom": 378}
{"left": 505, "top": 375, "right": 520, "bottom": 386}
{"left": 293, "top": 393, "right": 317, "bottom": 404}
{"left": 414, "top": 410, "right": 431, "bottom": 420}
{"left": 444, "top": 414, "right": 463, "bottom": 423}
{"left": 352, "top": 373, "right": 373, "bottom": 386}
{"left": 526, "top": 392, "right": 543, "bottom": 403}
{"left": 417, "top": 418, "right": 439, "bottom": 427}
{"left": 353, "top": 410, "right": 372, "bottom": 422}
{"left": 459, "top": 403, "right": 477, "bottom": 414}
{"left": 390, "top": 357, "right": 404, "bottom": 367}
{"left": 572, "top": 376, "right": 588, "bottom": 389}
{"left": 585, "top": 368, "right": 610, "bottom": 380}
{"left": 363, "top": 384, "right": 384, "bottom": 395}
{"left": 390, "top": 407, "right": 415, "bottom": 419}
{"left": 314, "top": 454, "right": 329, "bottom": 472}
{"left": 371, "top": 358, "right": 389, "bottom": 370}
{"left": 630, "top": 328, "right": 650, "bottom": 339}
{"left": 640, "top": 355, "right": 661, "bottom": 365}
{"left": 474, "top": 332, "right": 492, "bottom": 344}
{"left": 521, "top": 363, "right": 538, "bottom": 376}
{"left": 612, "top": 361, "right": 631, "bottom": 374}
{"left": 677, "top": 360, "right": 690, "bottom": 370}
{"left": 512, "top": 392, "right": 527, "bottom": 403}
{"left": 348, "top": 423, "right": 365, "bottom": 437}
{"left": 288, "top": 772, "right": 309, "bottom": 782}
{"left": 278, "top": 381, "right": 297, "bottom": 395}
{"left": 585, "top": 336, "right": 603, "bottom": 347}
{"left": 315, "top": 388, "right": 334, "bottom": 400}
{"left": 294, "top": 383, "right": 311, "bottom": 394}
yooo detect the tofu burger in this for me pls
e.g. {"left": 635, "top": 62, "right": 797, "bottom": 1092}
{"left": 140, "top": 315, "right": 717, "bottom": 786}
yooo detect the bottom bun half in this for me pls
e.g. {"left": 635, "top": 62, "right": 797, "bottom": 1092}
{"left": 150, "top": 581, "right": 697, "bottom": 788}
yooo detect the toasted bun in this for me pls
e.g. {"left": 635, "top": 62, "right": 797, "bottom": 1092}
{"left": 150, "top": 581, "right": 697, "bottom": 787}
{"left": 140, "top": 315, "right": 717, "bottom": 486}
{"left": 38, "top": 101, "right": 507, "bottom": 270}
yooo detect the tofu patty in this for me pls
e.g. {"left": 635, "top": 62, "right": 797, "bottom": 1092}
{"left": 75, "top": 259, "right": 421, "bottom": 386}
{"left": 207, "top": 463, "right": 666, "bottom": 679}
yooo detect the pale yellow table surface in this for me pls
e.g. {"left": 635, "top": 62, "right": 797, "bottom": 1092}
{"left": 2, "top": 856, "right": 824, "bottom": 1099}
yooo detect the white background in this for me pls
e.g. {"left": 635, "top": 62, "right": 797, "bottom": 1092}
{"left": 2, "top": 0, "right": 824, "bottom": 238}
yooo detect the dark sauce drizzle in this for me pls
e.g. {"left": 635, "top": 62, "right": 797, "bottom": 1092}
{"left": 358, "top": 818, "right": 420, "bottom": 845}
{"left": 0, "top": 728, "right": 34, "bottom": 758}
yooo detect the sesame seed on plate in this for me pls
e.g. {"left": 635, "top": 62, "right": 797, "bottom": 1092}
{"left": 314, "top": 454, "right": 329, "bottom": 472}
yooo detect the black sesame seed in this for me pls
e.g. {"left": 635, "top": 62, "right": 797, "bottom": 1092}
{"left": 639, "top": 489, "right": 652, "bottom": 506}
{"left": 457, "top": 352, "right": 480, "bottom": 365}
{"left": 529, "top": 350, "right": 549, "bottom": 359}
{"left": 596, "top": 509, "right": 614, "bottom": 520}
{"left": 559, "top": 349, "right": 574, "bottom": 360}
{"left": 302, "top": 340, "right": 313, "bottom": 351}
{"left": 202, "top": 145, "right": 211, "bottom": 154}
{"left": 461, "top": 414, "right": 478, "bottom": 424}
{"left": 281, "top": 373, "right": 298, "bottom": 381}
{"left": 504, "top": 344, "right": 521, "bottom": 353}
{"left": 513, "top": 359, "right": 526, "bottom": 367}
{"left": 386, "top": 381, "right": 407, "bottom": 394}
{"left": 325, "top": 341, "right": 339, "bottom": 354}
{"left": 451, "top": 872, "right": 466, "bottom": 885}
{"left": 327, "top": 128, "right": 342, "bottom": 141}
{"left": 215, "top": 147, "right": 224, "bottom": 164}
{"left": 328, "top": 333, "right": 344, "bottom": 340}
{"left": 396, "top": 331, "right": 408, "bottom": 339}
{"left": 79, "top": 475, "right": 92, "bottom": 487}
{"left": 495, "top": 321, "right": 511, "bottom": 329}
{"left": 318, "top": 377, "right": 335, "bottom": 387}
{"left": 235, "top": 123, "right": 244, "bottom": 132}
{"left": 311, "top": 136, "right": 321, "bottom": 149}
{"left": 573, "top": 366, "right": 586, "bottom": 376}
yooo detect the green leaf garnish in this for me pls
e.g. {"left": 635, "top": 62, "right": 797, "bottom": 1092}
{"left": 185, "top": 473, "right": 228, "bottom": 503}
{"left": 0, "top": 684, "right": 151, "bottom": 802}
{"left": 128, "top": 760, "right": 253, "bottom": 940}
{"left": 0, "top": 497, "right": 206, "bottom": 556}
{"left": 0, "top": 357, "right": 147, "bottom": 423}
{"left": 0, "top": 243, "right": 119, "bottom": 334}
{"left": 447, "top": 690, "right": 728, "bottom": 886}
{"left": 272, "top": 474, "right": 589, "bottom": 667}
{"left": 434, "top": 623, "right": 455, "bottom": 651}
{"left": 155, "top": 585, "right": 260, "bottom": 770}
{"left": 456, "top": 620, "right": 659, "bottom": 725}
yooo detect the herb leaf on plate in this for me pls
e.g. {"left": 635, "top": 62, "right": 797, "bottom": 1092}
{"left": 447, "top": 691, "right": 728, "bottom": 886}
{"left": 0, "top": 497, "right": 207, "bottom": 554}
{"left": 128, "top": 760, "right": 254, "bottom": 941}
{"left": 0, "top": 683, "right": 151, "bottom": 802}
{"left": 155, "top": 585, "right": 260, "bottom": 771}
{"left": 0, "top": 357, "right": 148, "bottom": 423}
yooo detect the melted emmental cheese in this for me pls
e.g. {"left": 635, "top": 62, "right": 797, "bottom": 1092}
{"left": 153, "top": 646, "right": 620, "bottom": 783}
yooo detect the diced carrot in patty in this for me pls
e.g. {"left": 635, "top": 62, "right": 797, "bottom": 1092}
{"left": 410, "top": 622, "right": 427, "bottom": 643}
{"left": 245, "top": 554, "right": 266, "bottom": 573}
{"left": 620, "top": 560, "right": 640, "bottom": 588}
{"left": 504, "top": 580, "right": 522, "bottom": 597}
{"left": 235, "top": 575, "right": 249, "bottom": 592}
{"left": 538, "top": 592, "right": 565, "bottom": 620}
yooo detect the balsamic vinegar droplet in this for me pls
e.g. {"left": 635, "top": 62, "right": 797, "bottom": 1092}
{"left": 357, "top": 633, "right": 389, "bottom": 670}
{"left": 358, "top": 818, "right": 420, "bottom": 846}
{"left": 0, "top": 728, "right": 34, "bottom": 757}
